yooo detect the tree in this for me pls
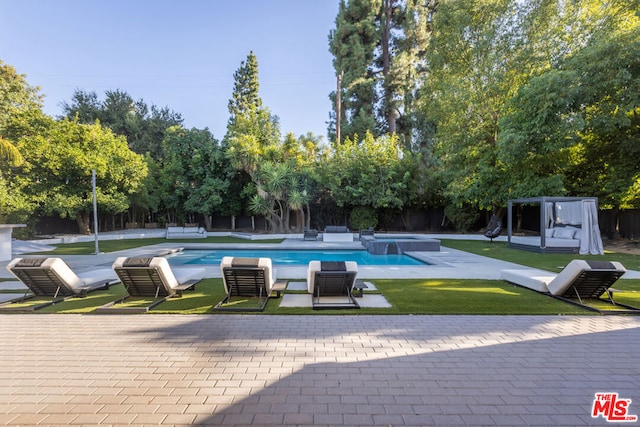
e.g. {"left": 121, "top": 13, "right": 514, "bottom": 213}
{"left": 15, "top": 117, "right": 147, "bottom": 234}
{"left": 499, "top": 11, "right": 640, "bottom": 236}
{"left": 329, "top": 0, "right": 380, "bottom": 140}
{"left": 227, "top": 51, "right": 261, "bottom": 125}
{"left": 61, "top": 88, "right": 183, "bottom": 158}
{"left": 159, "top": 126, "right": 232, "bottom": 229}
{"left": 0, "top": 60, "right": 43, "bottom": 165}
{"left": 329, "top": 0, "right": 432, "bottom": 145}
{"left": 320, "top": 132, "right": 414, "bottom": 218}
{"left": 421, "top": 0, "right": 534, "bottom": 216}
{"left": 247, "top": 161, "right": 300, "bottom": 232}
{"left": 0, "top": 61, "right": 46, "bottom": 228}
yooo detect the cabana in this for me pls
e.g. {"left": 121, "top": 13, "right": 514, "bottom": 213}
{"left": 507, "top": 197, "right": 604, "bottom": 254}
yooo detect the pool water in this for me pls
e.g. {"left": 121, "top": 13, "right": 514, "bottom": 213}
{"left": 167, "top": 249, "right": 427, "bottom": 266}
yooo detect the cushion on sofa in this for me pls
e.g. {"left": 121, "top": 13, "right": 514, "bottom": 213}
{"left": 552, "top": 227, "right": 578, "bottom": 239}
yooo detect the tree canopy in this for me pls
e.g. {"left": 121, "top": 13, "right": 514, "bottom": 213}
{"left": 1, "top": 0, "right": 638, "bottom": 236}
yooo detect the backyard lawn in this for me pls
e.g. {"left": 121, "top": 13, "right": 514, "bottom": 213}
{"left": 2, "top": 237, "right": 639, "bottom": 315}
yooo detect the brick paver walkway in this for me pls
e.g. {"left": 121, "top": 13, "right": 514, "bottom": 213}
{"left": 1, "top": 314, "right": 639, "bottom": 426}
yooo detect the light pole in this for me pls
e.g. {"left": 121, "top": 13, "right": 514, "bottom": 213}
{"left": 92, "top": 169, "right": 100, "bottom": 254}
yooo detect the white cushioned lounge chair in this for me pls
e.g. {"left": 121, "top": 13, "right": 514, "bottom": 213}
{"left": 307, "top": 260, "right": 359, "bottom": 309}
{"left": 502, "top": 259, "right": 634, "bottom": 312}
{"left": 215, "top": 256, "right": 285, "bottom": 312}
{"left": 4, "top": 257, "right": 117, "bottom": 310}
{"left": 96, "top": 257, "right": 205, "bottom": 313}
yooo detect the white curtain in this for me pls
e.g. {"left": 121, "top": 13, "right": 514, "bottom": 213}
{"left": 579, "top": 199, "right": 604, "bottom": 255}
{"left": 545, "top": 202, "right": 555, "bottom": 229}
{"left": 555, "top": 201, "right": 583, "bottom": 225}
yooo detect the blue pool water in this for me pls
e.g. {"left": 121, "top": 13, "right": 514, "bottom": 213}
{"left": 167, "top": 249, "right": 427, "bottom": 266}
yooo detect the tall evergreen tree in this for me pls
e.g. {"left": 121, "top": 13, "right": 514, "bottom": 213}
{"left": 227, "top": 51, "right": 262, "bottom": 128}
{"left": 329, "top": 0, "right": 380, "bottom": 142}
{"left": 328, "top": 0, "right": 431, "bottom": 146}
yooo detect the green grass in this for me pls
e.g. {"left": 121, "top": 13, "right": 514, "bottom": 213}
{"left": 440, "top": 239, "right": 640, "bottom": 272}
{"left": 32, "top": 236, "right": 285, "bottom": 255}
{"left": 4, "top": 276, "right": 638, "bottom": 315}
{"left": 3, "top": 237, "right": 639, "bottom": 315}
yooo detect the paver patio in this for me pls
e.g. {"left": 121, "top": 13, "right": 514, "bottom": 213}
{"left": 2, "top": 232, "right": 639, "bottom": 425}
{"left": 1, "top": 314, "right": 639, "bottom": 426}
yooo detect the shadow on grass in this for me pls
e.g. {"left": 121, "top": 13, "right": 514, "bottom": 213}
{"left": 6, "top": 278, "right": 638, "bottom": 315}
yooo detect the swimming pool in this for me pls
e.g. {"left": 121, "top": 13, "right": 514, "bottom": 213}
{"left": 167, "top": 249, "right": 428, "bottom": 266}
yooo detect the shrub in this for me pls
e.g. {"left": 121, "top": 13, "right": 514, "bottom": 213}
{"left": 349, "top": 206, "right": 378, "bottom": 230}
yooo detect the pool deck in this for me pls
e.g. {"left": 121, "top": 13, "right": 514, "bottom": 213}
{"left": 5, "top": 231, "right": 639, "bottom": 281}
{"left": 1, "top": 232, "right": 640, "bottom": 426}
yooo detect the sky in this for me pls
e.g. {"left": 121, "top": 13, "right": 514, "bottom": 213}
{"left": 0, "top": 0, "right": 340, "bottom": 141}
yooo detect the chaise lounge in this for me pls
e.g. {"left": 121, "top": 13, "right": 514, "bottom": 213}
{"left": 4, "top": 257, "right": 117, "bottom": 310}
{"left": 322, "top": 226, "right": 353, "bottom": 242}
{"left": 96, "top": 257, "right": 205, "bottom": 313}
{"left": 166, "top": 226, "right": 208, "bottom": 239}
{"left": 303, "top": 228, "right": 319, "bottom": 241}
{"left": 501, "top": 259, "right": 634, "bottom": 312}
{"left": 215, "top": 256, "right": 286, "bottom": 312}
{"left": 307, "top": 260, "right": 359, "bottom": 309}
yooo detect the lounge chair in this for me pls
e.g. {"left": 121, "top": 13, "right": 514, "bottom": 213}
{"left": 215, "top": 256, "right": 286, "bottom": 312}
{"left": 502, "top": 260, "right": 635, "bottom": 312}
{"left": 546, "top": 260, "right": 626, "bottom": 301}
{"left": 4, "top": 257, "right": 117, "bottom": 310}
{"left": 303, "top": 228, "right": 319, "bottom": 241}
{"left": 97, "top": 257, "right": 204, "bottom": 313}
{"left": 359, "top": 227, "right": 375, "bottom": 240}
{"left": 307, "top": 260, "right": 359, "bottom": 309}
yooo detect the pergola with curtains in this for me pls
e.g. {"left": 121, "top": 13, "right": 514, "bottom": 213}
{"left": 507, "top": 196, "right": 604, "bottom": 255}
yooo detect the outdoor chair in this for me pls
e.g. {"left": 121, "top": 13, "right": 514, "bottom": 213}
{"left": 484, "top": 215, "right": 502, "bottom": 242}
{"left": 359, "top": 227, "right": 375, "bottom": 240}
{"left": 546, "top": 260, "right": 626, "bottom": 302}
{"left": 96, "top": 257, "right": 204, "bottom": 313}
{"left": 4, "top": 257, "right": 117, "bottom": 310}
{"left": 502, "top": 259, "right": 635, "bottom": 312}
{"left": 215, "top": 256, "right": 286, "bottom": 312}
{"left": 307, "top": 260, "right": 359, "bottom": 309}
{"left": 304, "top": 228, "right": 319, "bottom": 241}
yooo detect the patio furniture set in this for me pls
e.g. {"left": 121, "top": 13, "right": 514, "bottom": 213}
{"left": 1, "top": 254, "right": 363, "bottom": 313}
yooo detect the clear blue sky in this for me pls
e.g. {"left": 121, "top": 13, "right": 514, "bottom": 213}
{"left": 0, "top": 0, "right": 339, "bottom": 141}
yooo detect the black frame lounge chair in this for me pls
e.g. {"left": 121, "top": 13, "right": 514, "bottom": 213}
{"left": 546, "top": 260, "right": 628, "bottom": 307}
{"left": 307, "top": 261, "right": 360, "bottom": 310}
{"left": 215, "top": 257, "right": 286, "bottom": 312}
{"left": 96, "top": 257, "right": 204, "bottom": 313}
{"left": 303, "top": 228, "right": 319, "bottom": 241}
{"left": 3, "top": 257, "right": 116, "bottom": 311}
{"left": 502, "top": 260, "right": 637, "bottom": 313}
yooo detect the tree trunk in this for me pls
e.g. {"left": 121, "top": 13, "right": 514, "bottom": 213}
{"left": 305, "top": 203, "right": 311, "bottom": 229}
{"left": 336, "top": 72, "right": 342, "bottom": 144}
{"left": 76, "top": 212, "right": 91, "bottom": 235}
{"left": 298, "top": 208, "right": 305, "bottom": 233}
{"left": 204, "top": 215, "right": 212, "bottom": 231}
{"left": 381, "top": 0, "right": 396, "bottom": 134}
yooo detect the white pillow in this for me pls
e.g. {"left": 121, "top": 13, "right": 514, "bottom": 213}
{"left": 553, "top": 227, "right": 577, "bottom": 239}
